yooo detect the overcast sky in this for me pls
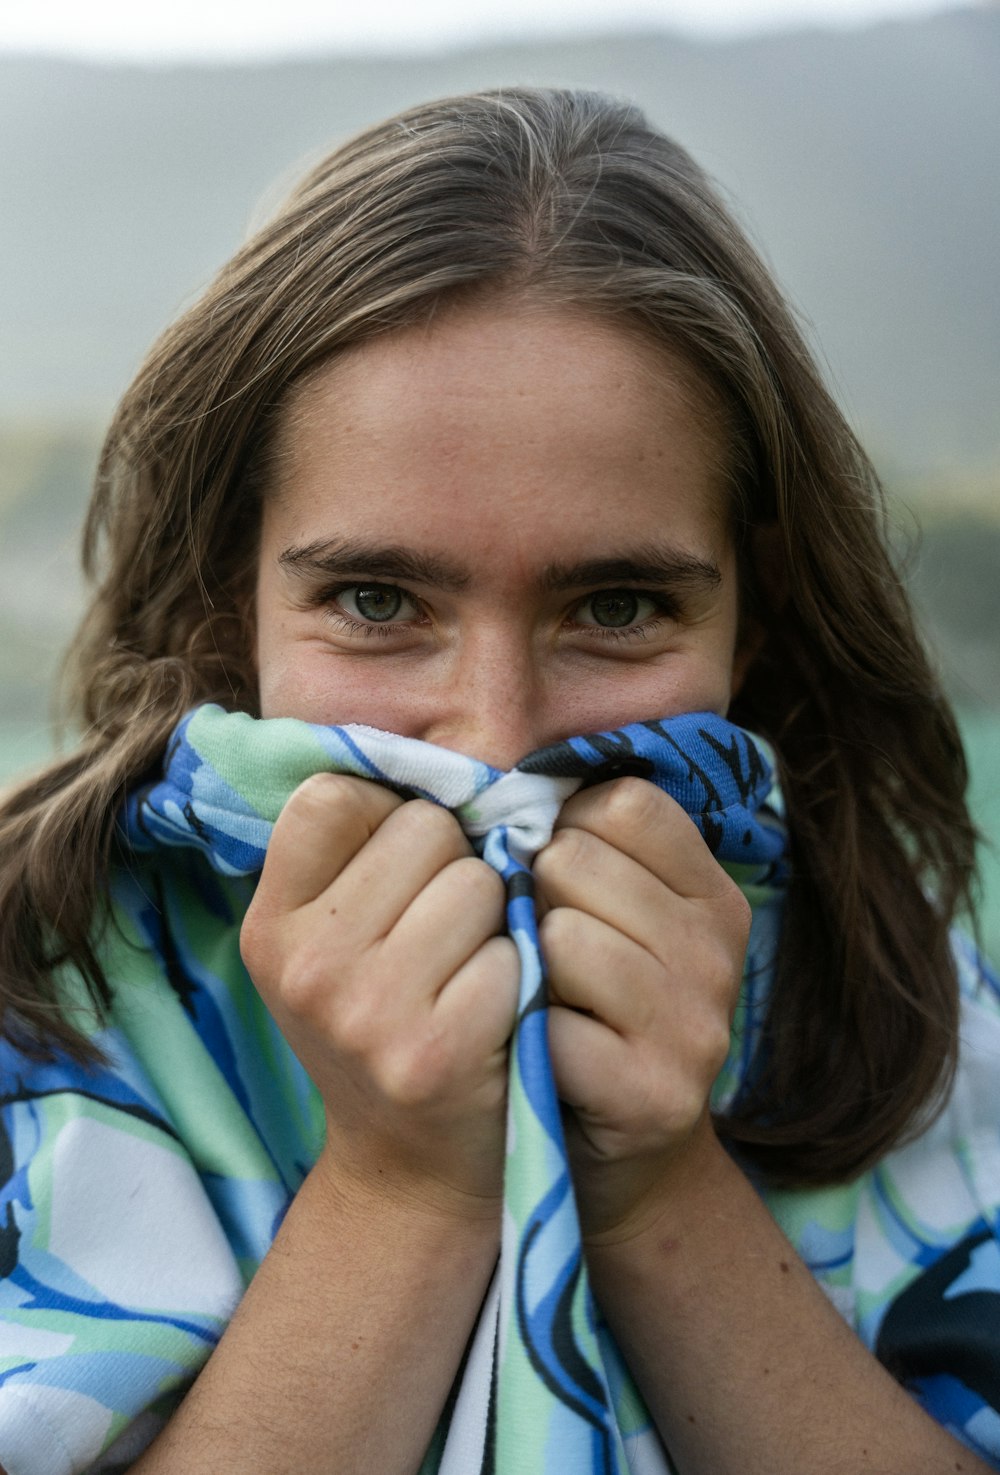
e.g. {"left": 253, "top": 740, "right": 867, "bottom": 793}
{"left": 0, "top": 0, "right": 981, "bottom": 60}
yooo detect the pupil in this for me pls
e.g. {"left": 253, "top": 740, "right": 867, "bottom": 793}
{"left": 592, "top": 591, "right": 639, "bottom": 628}
{"left": 355, "top": 586, "right": 401, "bottom": 621}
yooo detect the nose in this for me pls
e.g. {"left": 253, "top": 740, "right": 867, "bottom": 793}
{"left": 422, "top": 647, "right": 549, "bottom": 771}
{"left": 429, "top": 700, "right": 545, "bottom": 773}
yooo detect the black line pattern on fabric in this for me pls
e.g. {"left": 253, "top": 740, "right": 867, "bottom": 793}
{"left": 580, "top": 755, "right": 655, "bottom": 789}
{"left": 507, "top": 871, "right": 535, "bottom": 901}
{"left": 182, "top": 800, "right": 210, "bottom": 842}
{"left": 516, "top": 738, "right": 596, "bottom": 777}
{"left": 876, "top": 1227, "right": 1000, "bottom": 1411}
{"left": 698, "top": 727, "right": 767, "bottom": 805}
{"left": 148, "top": 874, "right": 199, "bottom": 1022}
{"left": 641, "top": 723, "right": 723, "bottom": 811}
{"left": 518, "top": 975, "right": 549, "bottom": 1021}
{"left": 0, "top": 1111, "right": 21, "bottom": 1276}
{"left": 515, "top": 1221, "right": 615, "bottom": 1470}
{"left": 580, "top": 731, "right": 637, "bottom": 762}
{"left": 641, "top": 723, "right": 728, "bottom": 852}
{"left": 507, "top": 871, "right": 550, "bottom": 1021}
{"left": 0, "top": 1087, "right": 180, "bottom": 1143}
{"left": 484, "top": 1296, "right": 500, "bottom": 1475}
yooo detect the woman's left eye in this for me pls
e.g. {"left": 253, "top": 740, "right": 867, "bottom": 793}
{"left": 574, "top": 589, "right": 662, "bottom": 631}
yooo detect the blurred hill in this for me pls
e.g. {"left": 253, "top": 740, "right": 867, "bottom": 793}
{"left": 0, "top": 9, "right": 998, "bottom": 733}
{"left": 1, "top": 5, "right": 999, "bottom": 484}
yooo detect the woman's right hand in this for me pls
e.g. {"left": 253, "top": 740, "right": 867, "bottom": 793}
{"left": 240, "top": 773, "right": 519, "bottom": 1220}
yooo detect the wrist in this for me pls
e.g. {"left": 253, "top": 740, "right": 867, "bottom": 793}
{"left": 311, "top": 1139, "right": 504, "bottom": 1243}
{"left": 579, "top": 1115, "right": 733, "bottom": 1254}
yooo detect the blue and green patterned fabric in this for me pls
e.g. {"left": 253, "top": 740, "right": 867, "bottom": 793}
{"left": 0, "top": 703, "right": 998, "bottom": 1474}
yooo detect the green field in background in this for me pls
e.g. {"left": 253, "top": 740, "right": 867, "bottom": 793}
{"left": 2, "top": 710, "right": 998, "bottom": 966}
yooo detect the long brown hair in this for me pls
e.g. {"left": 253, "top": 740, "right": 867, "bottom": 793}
{"left": 0, "top": 87, "right": 977, "bottom": 1184}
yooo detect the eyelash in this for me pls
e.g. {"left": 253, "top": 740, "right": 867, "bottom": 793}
{"left": 318, "top": 583, "right": 676, "bottom": 642}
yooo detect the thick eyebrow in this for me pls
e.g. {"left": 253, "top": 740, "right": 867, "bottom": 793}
{"left": 541, "top": 549, "right": 722, "bottom": 593}
{"left": 278, "top": 538, "right": 471, "bottom": 592}
{"left": 278, "top": 538, "right": 721, "bottom": 595}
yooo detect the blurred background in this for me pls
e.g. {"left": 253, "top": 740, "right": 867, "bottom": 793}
{"left": 1, "top": 0, "right": 997, "bottom": 954}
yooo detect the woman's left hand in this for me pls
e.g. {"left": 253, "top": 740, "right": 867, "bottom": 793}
{"left": 532, "top": 775, "right": 752, "bottom": 1242}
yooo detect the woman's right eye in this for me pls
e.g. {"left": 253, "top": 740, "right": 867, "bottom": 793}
{"left": 333, "top": 584, "right": 419, "bottom": 624}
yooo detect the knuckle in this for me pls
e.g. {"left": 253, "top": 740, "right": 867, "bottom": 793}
{"left": 451, "top": 855, "right": 506, "bottom": 908}
{"left": 726, "top": 884, "right": 753, "bottom": 941}
{"left": 475, "top": 934, "right": 521, "bottom": 991}
{"left": 238, "top": 906, "right": 266, "bottom": 972}
{"left": 280, "top": 771, "right": 388, "bottom": 840}
{"left": 698, "top": 876, "right": 752, "bottom": 951}
{"left": 330, "top": 992, "right": 380, "bottom": 1058}
{"left": 376, "top": 1031, "right": 449, "bottom": 1108}
{"left": 276, "top": 945, "right": 336, "bottom": 1018}
{"left": 288, "top": 770, "right": 356, "bottom": 816}
{"left": 538, "top": 905, "right": 576, "bottom": 954}
{"left": 402, "top": 798, "right": 467, "bottom": 849}
{"left": 599, "top": 775, "right": 662, "bottom": 829}
{"left": 701, "top": 1014, "right": 734, "bottom": 1075}
{"left": 699, "top": 930, "right": 742, "bottom": 1005}
{"left": 537, "top": 825, "right": 590, "bottom": 877}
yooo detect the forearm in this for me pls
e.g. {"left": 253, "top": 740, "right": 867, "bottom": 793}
{"left": 131, "top": 1152, "right": 499, "bottom": 1474}
{"left": 585, "top": 1131, "right": 992, "bottom": 1475}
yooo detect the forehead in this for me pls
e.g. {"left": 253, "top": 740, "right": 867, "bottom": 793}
{"left": 268, "top": 301, "right": 733, "bottom": 546}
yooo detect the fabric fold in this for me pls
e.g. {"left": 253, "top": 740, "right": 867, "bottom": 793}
{"left": 5, "top": 704, "right": 997, "bottom": 1474}
{"left": 124, "top": 704, "right": 785, "bottom": 1474}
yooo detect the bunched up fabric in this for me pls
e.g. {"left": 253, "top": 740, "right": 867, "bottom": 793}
{"left": 2, "top": 704, "right": 999, "bottom": 1473}
{"left": 123, "top": 704, "right": 786, "bottom": 1474}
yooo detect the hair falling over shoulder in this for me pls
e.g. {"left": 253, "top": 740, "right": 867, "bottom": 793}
{"left": 0, "top": 87, "right": 979, "bottom": 1184}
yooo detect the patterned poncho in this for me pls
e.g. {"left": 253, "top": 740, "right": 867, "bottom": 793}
{"left": 0, "top": 704, "right": 998, "bottom": 1474}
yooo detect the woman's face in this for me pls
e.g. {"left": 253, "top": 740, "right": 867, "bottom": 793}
{"left": 255, "top": 301, "right": 749, "bottom": 769}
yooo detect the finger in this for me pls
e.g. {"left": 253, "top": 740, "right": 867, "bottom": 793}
{"left": 539, "top": 907, "right": 663, "bottom": 1036}
{"left": 258, "top": 773, "right": 403, "bottom": 911}
{"left": 315, "top": 798, "right": 473, "bottom": 946}
{"left": 534, "top": 826, "right": 682, "bottom": 958}
{"left": 547, "top": 1005, "right": 630, "bottom": 1117}
{"left": 377, "top": 854, "right": 510, "bottom": 996}
{"left": 358, "top": 936, "right": 519, "bottom": 1120}
{"left": 552, "top": 777, "right": 732, "bottom": 900}
{"left": 433, "top": 934, "right": 520, "bottom": 1070}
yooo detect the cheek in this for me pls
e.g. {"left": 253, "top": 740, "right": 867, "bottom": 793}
{"left": 255, "top": 638, "right": 429, "bottom": 731}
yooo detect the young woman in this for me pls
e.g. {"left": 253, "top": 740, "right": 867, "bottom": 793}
{"left": 0, "top": 88, "right": 997, "bottom": 1474}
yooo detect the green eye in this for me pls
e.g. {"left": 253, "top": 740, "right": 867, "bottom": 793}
{"left": 587, "top": 590, "right": 642, "bottom": 628}
{"left": 347, "top": 585, "right": 404, "bottom": 621}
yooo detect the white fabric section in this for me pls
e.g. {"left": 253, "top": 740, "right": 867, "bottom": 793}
{"left": 0, "top": 1323, "right": 73, "bottom": 1360}
{"left": 854, "top": 1185, "right": 909, "bottom": 1295}
{"left": 820, "top": 1282, "right": 857, "bottom": 1323}
{"left": 885, "top": 1136, "right": 978, "bottom": 1238}
{"left": 48, "top": 1118, "right": 243, "bottom": 1315}
{"left": 438, "top": 1268, "right": 501, "bottom": 1475}
{"left": 459, "top": 770, "right": 581, "bottom": 862}
{"left": 0, "top": 1385, "right": 110, "bottom": 1475}
{"left": 335, "top": 725, "right": 492, "bottom": 808}
{"left": 952, "top": 988, "right": 1000, "bottom": 1132}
